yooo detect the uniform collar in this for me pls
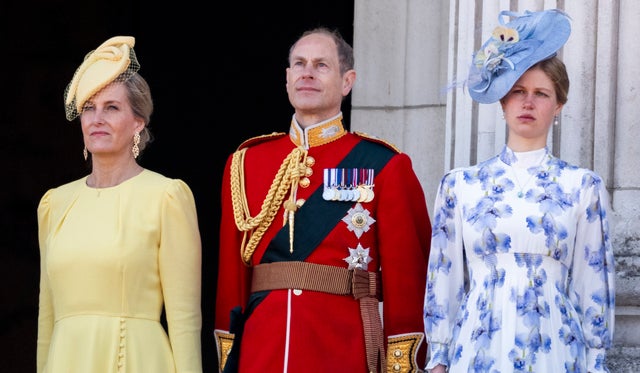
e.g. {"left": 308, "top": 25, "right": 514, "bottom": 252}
{"left": 289, "top": 113, "right": 347, "bottom": 149}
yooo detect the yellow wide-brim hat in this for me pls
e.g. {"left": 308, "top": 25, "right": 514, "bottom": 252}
{"left": 64, "top": 36, "right": 139, "bottom": 120}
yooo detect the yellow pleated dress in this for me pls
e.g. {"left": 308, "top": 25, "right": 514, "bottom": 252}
{"left": 36, "top": 169, "right": 203, "bottom": 373}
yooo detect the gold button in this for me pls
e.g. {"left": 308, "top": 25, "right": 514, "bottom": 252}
{"left": 305, "top": 156, "right": 315, "bottom": 167}
{"left": 305, "top": 167, "right": 313, "bottom": 177}
{"left": 296, "top": 199, "right": 305, "bottom": 207}
{"left": 393, "top": 363, "right": 401, "bottom": 371}
{"left": 299, "top": 177, "right": 310, "bottom": 188}
{"left": 393, "top": 349, "right": 403, "bottom": 358}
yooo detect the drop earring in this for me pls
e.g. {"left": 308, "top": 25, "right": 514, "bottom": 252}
{"left": 554, "top": 115, "right": 559, "bottom": 126}
{"left": 83, "top": 146, "right": 88, "bottom": 161}
{"left": 132, "top": 132, "right": 140, "bottom": 159}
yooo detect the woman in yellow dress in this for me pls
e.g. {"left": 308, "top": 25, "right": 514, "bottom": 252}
{"left": 36, "top": 36, "right": 203, "bottom": 373}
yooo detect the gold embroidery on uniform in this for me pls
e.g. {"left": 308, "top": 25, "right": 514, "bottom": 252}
{"left": 386, "top": 333, "right": 425, "bottom": 372}
{"left": 214, "top": 330, "right": 235, "bottom": 372}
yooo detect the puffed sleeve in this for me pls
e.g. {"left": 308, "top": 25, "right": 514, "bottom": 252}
{"left": 569, "top": 172, "right": 615, "bottom": 372}
{"left": 423, "top": 170, "right": 466, "bottom": 370}
{"left": 158, "top": 179, "right": 203, "bottom": 373}
{"left": 36, "top": 189, "right": 54, "bottom": 373}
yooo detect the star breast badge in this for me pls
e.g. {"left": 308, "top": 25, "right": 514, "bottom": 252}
{"left": 343, "top": 243, "right": 372, "bottom": 270}
{"left": 342, "top": 202, "right": 376, "bottom": 238}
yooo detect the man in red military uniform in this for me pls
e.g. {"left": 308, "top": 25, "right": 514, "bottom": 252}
{"left": 214, "top": 27, "right": 431, "bottom": 373}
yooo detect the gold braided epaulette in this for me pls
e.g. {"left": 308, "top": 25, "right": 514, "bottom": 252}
{"left": 237, "top": 132, "right": 287, "bottom": 151}
{"left": 353, "top": 131, "right": 402, "bottom": 154}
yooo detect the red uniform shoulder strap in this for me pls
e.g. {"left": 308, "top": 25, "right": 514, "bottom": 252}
{"left": 237, "top": 132, "right": 287, "bottom": 150}
{"left": 353, "top": 131, "right": 402, "bottom": 154}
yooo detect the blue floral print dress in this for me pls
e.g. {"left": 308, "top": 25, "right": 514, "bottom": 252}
{"left": 424, "top": 146, "right": 615, "bottom": 373}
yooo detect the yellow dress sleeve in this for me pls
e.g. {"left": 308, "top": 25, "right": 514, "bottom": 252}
{"left": 158, "top": 179, "right": 203, "bottom": 372}
{"left": 36, "top": 189, "right": 54, "bottom": 373}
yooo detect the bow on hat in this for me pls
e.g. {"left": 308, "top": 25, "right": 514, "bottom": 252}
{"left": 467, "top": 9, "right": 571, "bottom": 104}
{"left": 64, "top": 36, "right": 138, "bottom": 121}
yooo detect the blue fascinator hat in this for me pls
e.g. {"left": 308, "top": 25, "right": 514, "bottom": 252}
{"left": 467, "top": 9, "right": 571, "bottom": 104}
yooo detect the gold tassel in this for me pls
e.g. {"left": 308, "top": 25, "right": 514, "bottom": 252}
{"left": 230, "top": 146, "right": 308, "bottom": 264}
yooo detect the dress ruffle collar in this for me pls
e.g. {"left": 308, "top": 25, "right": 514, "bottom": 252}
{"left": 499, "top": 145, "right": 549, "bottom": 169}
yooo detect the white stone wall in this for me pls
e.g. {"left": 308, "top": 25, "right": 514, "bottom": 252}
{"left": 352, "top": 0, "right": 640, "bottom": 371}
{"left": 351, "top": 0, "right": 449, "bottom": 213}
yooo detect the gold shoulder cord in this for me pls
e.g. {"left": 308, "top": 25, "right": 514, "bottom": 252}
{"left": 230, "top": 146, "right": 308, "bottom": 265}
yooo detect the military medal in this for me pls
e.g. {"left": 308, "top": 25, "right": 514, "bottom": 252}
{"left": 350, "top": 187, "right": 360, "bottom": 202}
{"left": 347, "top": 168, "right": 359, "bottom": 202}
{"left": 338, "top": 168, "right": 350, "bottom": 201}
{"left": 357, "top": 186, "right": 368, "bottom": 203}
{"left": 343, "top": 243, "right": 372, "bottom": 270}
{"left": 323, "top": 168, "right": 336, "bottom": 201}
{"left": 322, "top": 188, "right": 335, "bottom": 201}
{"left": 364, "top": 187, "right": 374, "bottom": 202}
{"left": 324, "top": 168, "right": 375, "bottom": 203}
{"left": 342, "top": 202, "right": 376, "bottom": 238}
{"left": 356, "top": 168, "right": 375, "bottom": 203}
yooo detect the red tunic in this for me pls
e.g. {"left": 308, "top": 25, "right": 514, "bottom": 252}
{"left": 215, "top": 116, "right": 431, "bottom": 372}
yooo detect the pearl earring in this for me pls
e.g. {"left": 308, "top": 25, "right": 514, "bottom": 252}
{"left": 554, "top": 116, "right": 559, "bottom": 126}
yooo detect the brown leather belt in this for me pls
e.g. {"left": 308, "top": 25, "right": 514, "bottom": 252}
{"left": 252, "top": 261, "right": 386, "bottom": 372}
